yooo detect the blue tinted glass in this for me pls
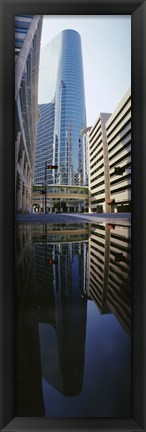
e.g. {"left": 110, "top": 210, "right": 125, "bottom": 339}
{"left": 35, "top": 29, "right": 86, "bottom": 186}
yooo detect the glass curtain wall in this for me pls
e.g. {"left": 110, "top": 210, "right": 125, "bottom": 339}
{"left": 34, "top": 29, "right": 86, "bottom": 186}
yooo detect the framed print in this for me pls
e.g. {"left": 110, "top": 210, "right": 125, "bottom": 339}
{"left": 0, "top": 0, "right": 146, "bottom": 431}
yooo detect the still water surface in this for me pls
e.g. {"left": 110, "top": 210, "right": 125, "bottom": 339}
{"left": 16, "top": 222, "right": 131, "bottom": 417}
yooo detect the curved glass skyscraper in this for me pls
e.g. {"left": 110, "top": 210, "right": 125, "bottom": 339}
{"left": 34, "top": 29, "right": 86, "bottom": 186}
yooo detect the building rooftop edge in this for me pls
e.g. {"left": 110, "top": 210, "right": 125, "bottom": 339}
{"left": 106, "top": 86, "right": 131, "bottom": 126}
{"left": 89, "top": 112, "right": 112, "bottom": 133}
{"left": 80, "top": 126, "right": 92, "bottom": 134}
{"left": 42, "top": 28, "right": 81, "bottom": 49}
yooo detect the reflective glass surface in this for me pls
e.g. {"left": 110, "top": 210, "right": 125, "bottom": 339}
{"left": 34, "top": 30, "right": 86, "bottom": 185}
{"left": 16, "top": 221, "right": 131, "bottom": 417}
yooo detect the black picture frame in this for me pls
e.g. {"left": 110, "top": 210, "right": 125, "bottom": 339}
{"left": 0, "top": 0, "right": 146, "bottom": 431}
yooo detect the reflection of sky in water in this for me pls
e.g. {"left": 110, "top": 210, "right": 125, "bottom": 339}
{"left": 42, "top": 300, "right": 131, "bottom": 417}
{"left": 16, "top": 222, "right": 131, "bottom": 417}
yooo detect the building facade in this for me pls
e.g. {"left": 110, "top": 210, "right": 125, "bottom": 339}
{"left": 88, "top": 88, "right": 131, "bottom": 214}
{"left": 34, "top": 29, "right": 86, "bottom": 187}
{"left": 106, "top": 88, "right": 131, "bottom": 213}
{"left": 32, "top": 184, "right": 89, "bottom": 213}
{"left": 15, "top": 15, "right": 43, "bottom": 213}
{"left": 80, "top": 126, "right": 91, "bottom": 186}
{"left": 88, "top": 113, "right": 111, "bottom": 213}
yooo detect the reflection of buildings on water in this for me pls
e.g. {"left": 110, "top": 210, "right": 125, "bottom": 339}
{"left": 107, "top": 224, "right": 131, "bottom": 337}
{"left": 16, "top": 224, "right": 33, "bottom": 295}
{"left": 88, "top": 223, "right": 110, "bottom": 313}
{"left": 16, "top": 224, "right": 88, "bottom": 415}
{"left": 79, "top": 241, "right": 89, "bottom": 298}
{"left": 15, "top": 224, "right": 45, "bottom": 415}
{"left": 88, "top": 223, "right": 131, "bottom": 336}
{"left": 34, "top": 228, "right": 88, "bottom": 396}
{"left": 33, "top": 223, "right": 89, "bottom": 244}
{"left": 16, "top": 222, "right": 131, "bottom": 415}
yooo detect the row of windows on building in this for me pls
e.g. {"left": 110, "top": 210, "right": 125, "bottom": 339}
{"left": 87, "top": 87, "right": 131, "bottom": 213}
{"left": 15, "top": 16, "right": 43, "bottom": 214}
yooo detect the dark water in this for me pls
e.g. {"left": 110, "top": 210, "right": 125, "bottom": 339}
{"left": 15, "top": 222, "right": 131, "bottom": 417}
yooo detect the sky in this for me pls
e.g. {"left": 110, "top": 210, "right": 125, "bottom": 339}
{"left": 40, "top": 15, "right": 131, "bottom": 126}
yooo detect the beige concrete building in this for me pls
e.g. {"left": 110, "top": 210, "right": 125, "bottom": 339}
{"left": 15, "top": 15, "right": 43, "bottom": 213}
{"left": 88, "top": 113, "right": 111, "bottom": 213}
{"left": 106, "top": 88, "right": 131, "bottom": 213}
{"left": 88, "top": 88, "right": 131, "bottom": 214}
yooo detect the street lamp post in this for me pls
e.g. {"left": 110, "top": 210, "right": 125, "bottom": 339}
{"left": 44, "top": 162, "right": 58, "bottom": 214}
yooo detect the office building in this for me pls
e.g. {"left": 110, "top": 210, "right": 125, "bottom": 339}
{"left": 80, "top": 126, "right": 91, "bottom": 186}
{"left": 34, "top": 29, "right": 86, "bottom": 187}
{"left": 32, "top": 184, "right": 89, "bottom": 213}
{"left": 106, "top": 88, "right": 131, "bottom": 212}
{"left": 15, "top": 15, "right": 43, "bottom": 213}
{"left": 88, "top": 113, "right": 111, "bottom": 213}
{"left": 88, "top": 88, "right": 131, "bottom": 214}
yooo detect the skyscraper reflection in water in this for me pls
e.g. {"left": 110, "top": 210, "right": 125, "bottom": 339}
{"left": 16, "top": 224, "right": 88, "bottom": 415}
{"left": 35, "top": 239, "right": 88, "bottom": 397}
{"left": 15, "top": 222, "right": 131, "bottom": 417}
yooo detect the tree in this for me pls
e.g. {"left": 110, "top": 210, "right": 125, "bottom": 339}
{"left": 52, "top": 200, "right": 67, "bottom": 212}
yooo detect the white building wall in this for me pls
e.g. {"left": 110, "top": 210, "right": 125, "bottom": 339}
{"left": 106, "top": 87, "right": 131, "bottom": 213}
{"left": 88, "top": 113, "right": 111, "bottom": 213}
